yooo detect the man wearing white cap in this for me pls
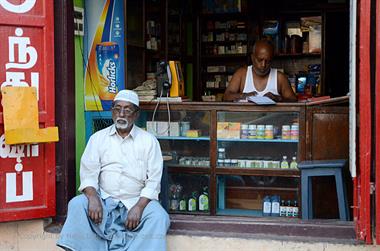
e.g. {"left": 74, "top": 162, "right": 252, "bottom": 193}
{"left": 57, "top": 90, "right": 170, "bottom": 251}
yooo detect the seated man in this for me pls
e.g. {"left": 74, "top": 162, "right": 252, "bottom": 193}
{"left": 57, "top": 90, "right": 170, "bottom": 251}
{"left": 224, "top": 39, "right": 297, "bottom": 102}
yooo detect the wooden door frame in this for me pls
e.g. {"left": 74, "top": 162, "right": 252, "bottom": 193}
{"left": 54, "top": 0, "right": 77, "bottom": 223}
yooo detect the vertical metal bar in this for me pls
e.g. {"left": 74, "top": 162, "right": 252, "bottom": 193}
{"left": 349, "top": 0, "right": 357, "bottom": 178}
{"left": 375, "top": 0, "right": 380, "bottom": 244}
{"left": 358, "top": 0, "right": 372, "bottom": 244}
{"left": 349, "top": 0, "right": 358, "bottom": 238}
{"left": 210, "top": 109, "right": 217, "bottom": 215}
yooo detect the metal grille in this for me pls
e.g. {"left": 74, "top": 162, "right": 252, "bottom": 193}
{"left": 93, "top": 118, "right": 113, "bottom": 133}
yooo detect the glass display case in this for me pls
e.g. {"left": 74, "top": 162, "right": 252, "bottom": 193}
{"left": 86, "top": 102, "right": 308, "bottom": 218}
{"left": 136, "top": 103, "right": 305, "bottom": 218}
{"left": 215, "top": 111, "right": 300, "bottom": 216}
{"left": 167, "top": 174, "right": 210, "bottom": 214}
{"left": 137, "top": 110, "right": 211, "bottom": 168}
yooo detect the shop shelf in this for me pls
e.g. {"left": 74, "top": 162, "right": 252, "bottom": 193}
{"left": 157, "top": 136, "right": 210, "bottom": 141}
{"left": 217, "top": 138, "right": 298, "bottom": 143}
{"left": 215, "top": 168, "right": 300, "bottom": 177}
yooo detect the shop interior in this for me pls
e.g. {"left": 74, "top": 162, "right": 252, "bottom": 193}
{"left": 80, "top": 0, "right": 351, "bottom": 221}
{"left": 125, "top": 0, "right": 349, "bottom": 102}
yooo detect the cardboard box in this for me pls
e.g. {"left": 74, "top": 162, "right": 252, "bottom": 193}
{"left": 156, "top": 121, "right": 169, "bottom": 136}
{"left": 217, "top": 122, "right": 241, "bottom": 139}
{"left": 146, "top": 121, "right": 157, "bottom": 136}
{"left": 186, "top": 130, "right": 201, "bottom": 137}
{"left": 169, "top": 122, "right": 180, "bottom": 137}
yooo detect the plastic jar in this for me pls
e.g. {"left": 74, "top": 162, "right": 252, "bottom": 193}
{"left": 265, "top": 125, "right": 274, "bottom": 139}
{"left": 248, "top": 124, "right": 257, "bottom": 139}
{"left": 217, "top": 159, "right": 224, "bottom": 167}
{"left": 257, "top": 125, "right": 265, "bottom": 139}
{"left": 231, "top": 159, "right": 238, "bottom": 167}
{"left": 218, "top": 148, "right": 226, "bottom": 159}
{"left": 241, "top": 124, "right": 249, "bottom": 139}
{"left": 224, "top": 159, "right": 231, "bottom": 167}
{"left": 282, "top": 125, "right": 291, "bottom": 140}
{"left": 291, "top": 124, "right": 299, "bottom": 140}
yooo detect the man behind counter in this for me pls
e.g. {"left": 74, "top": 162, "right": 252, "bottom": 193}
{"left": 224, "top": 39, "right": 297, "bottom": 102}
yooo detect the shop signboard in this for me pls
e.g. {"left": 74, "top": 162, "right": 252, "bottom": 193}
{"left": 0, "top": 0, "right": 56, "bottom": 222}
{"left": 84, "top": 0, "right": 125, "bottom": 111}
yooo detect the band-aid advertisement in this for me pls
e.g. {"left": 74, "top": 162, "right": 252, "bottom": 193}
{"left": 84, "top": 0, "right": 125, "bottom": 111}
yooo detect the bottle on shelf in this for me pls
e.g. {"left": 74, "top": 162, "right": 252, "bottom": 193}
{"left": 286, "top": 200, "right": 293, "bottom": 217}
{"left": 280, "top": 156, "right": 289, "bottom": 169}
{"left": 281, "top": 125, "right": 291, "bottom": 140}
{"left": 280, "top": 200, "right": 287, "bottom": 217}
{"left": 248, "top": 124, "right": 257, "bottom": 139}
{"left": 271, "top": 195, "right": 280, "bottom": 217}
{"left": 290, "top": 156, "right": 298, "bottom": 169}
{"left": 262, "top": 196, "right": 272, "bottom": 216}
{"left": 179, "top": 196, "right": 187, "bottom": 211}
{"left": 198, "top": 186, "right": 209, "bottom": 211}
{"left": 293, "top": 200, "right": 299, "bottom": 218}
{"left": 290, "top": 124, "right": 299, "bottom": 140}
{"left": 218, "top": 147, "right": 226, "bottom": 160}
{"left": 188, "top": 192, "right": 197, "bottom": 212}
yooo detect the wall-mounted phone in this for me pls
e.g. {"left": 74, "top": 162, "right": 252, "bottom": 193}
{"left": 156, "top": 61, "right": 172, "bottom": 97}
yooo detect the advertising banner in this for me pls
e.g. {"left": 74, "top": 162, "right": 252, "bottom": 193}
{"left": 84, "top": 0, "right": 125, "bottom": 111}
{"left": 0, "top": 0, "right": 56, "bottom": 222}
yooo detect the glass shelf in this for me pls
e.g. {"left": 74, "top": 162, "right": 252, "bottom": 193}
{"left": 217, "top": 138, "right": 298, "bottom": 143}
{"left": 157, "top": 136, "right": 210, "bottom": 141}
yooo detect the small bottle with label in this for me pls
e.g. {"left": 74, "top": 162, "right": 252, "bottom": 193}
{"left": 280, "top": 200, "right": 287, "bottom": 217}
{"left": 271, "top": 195, "right": 280, "bottom": 217}
{"left": 286, "top": 200, "right": 293, "bottom": 217}
{"left": 290, "top": 157, "right": 298, "bottom": 169}
{"left": 292, "top": 200, "right": 299, "bottom": 218}
{"left": 179, "top": 196, "right": 187, "bottom": 211}
{"left": 280, "top": 156, "right": 289, "bottom": 169}
{"left": 262, "top": 196, "right": 272, "bottom": 216}
{"left": 188, "top": 192, "right": 197, "bottom": 211}
{"left": 198, "top": 187, "right": 209, "bottom": 211}
{"left": 218, "top": 148, "right": 226, "bottom": 160}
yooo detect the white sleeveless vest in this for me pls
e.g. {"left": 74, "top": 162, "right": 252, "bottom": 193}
{"left": 242, "top": 66, "right": 279, "bottom": 96}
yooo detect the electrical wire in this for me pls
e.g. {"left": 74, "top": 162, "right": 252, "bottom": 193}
{"left": 151, "top": 87, "right": 171, "bottom": 136}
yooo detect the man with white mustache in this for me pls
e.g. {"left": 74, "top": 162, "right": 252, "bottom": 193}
{"left": 57, "top": 90, "right": 170, "bottom": 251}
{"left": 224, "top": 39, "right": 297, "bottom": 102}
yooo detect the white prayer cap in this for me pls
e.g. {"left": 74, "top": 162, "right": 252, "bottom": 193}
{"left": 113, "top": 90, "right": 139, "bottom": 107}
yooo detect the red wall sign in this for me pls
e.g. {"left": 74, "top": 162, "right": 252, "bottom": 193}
{"left": 0, "top": 0, "right": 56, "bottom": 222}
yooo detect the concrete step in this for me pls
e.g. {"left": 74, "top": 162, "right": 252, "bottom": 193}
{"left": 169, "top": 214, "right": 357, "bottom": 244}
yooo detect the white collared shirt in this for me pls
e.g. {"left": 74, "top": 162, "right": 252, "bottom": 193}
{"left": 78, "top": 124, "right": 163, "bottom": 209}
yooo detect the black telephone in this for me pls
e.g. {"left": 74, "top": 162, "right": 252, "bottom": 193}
{"left": 156, "top": 61, "right": 172, "bottom": 97}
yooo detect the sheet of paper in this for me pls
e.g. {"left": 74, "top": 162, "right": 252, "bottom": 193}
{"left": 247, "top": 95, "right": 276, "bottom": 105}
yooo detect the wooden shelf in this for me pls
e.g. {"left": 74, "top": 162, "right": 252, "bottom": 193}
{"left": 202, "top": 40, "right": 247, "bottom": 44}
{"left": 217, "top": 138, "right": 298, "bottom": 143}
{"left": 203, "top": 27, "right": 247, "bottom": 32}
{"left": 200, "top": 13, "right": 248, "bottom": 19}
{"left": 157, "top": 136, "right": 210, "bottom": 141}
{"left": 202, "top": 71, "right": 233, "bottom": 75}
{"left": 226, "top": 186, "right": 298, "bottom": 192}
{"left": 216, "top": 168, "right": 300, "bottom": 177}
{"left": 202, "top": 54, "right": 247, "bottom": 59}
{"left": 275, "top": 53, "right": 321, "bottom": 58}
